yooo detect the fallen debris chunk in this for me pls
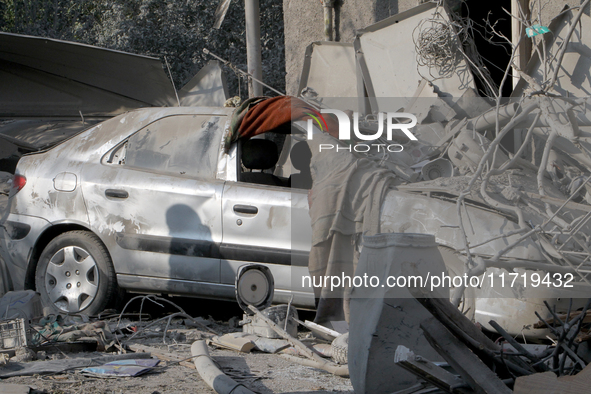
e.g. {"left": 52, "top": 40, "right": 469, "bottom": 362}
{"left": 247, "top": 305, "right": 348, "bottom": 377}
{"left": 191, "top": 340, "right": 256, "bottom": 394}
{"left": 279, "top": 342, "right": 333, "bottom": 358}
{"left": 81, "top": 358, "right": 160, "bottom": 378}
{"left": 252, "top": 337, "right": 290, "bottom": 354}
{"left": 0, "top": 352, "right": 9, "bottom": 366}
{"left": 208, "top": 333, "right": 257, "bottom": 353}
{"left": 294, "top": 319, "right": 339, "bottom": 341}
{"left": 242, "top": 305, "right": 298, "bottom": 339}
{"left": 279, "top": 354, "right": 349, "bottom": 377}
{"left": 11, "top": 347, "right": 35, "bottom": 363}
{"left": 513, "top": 364, "right": 591, "bottom": 394}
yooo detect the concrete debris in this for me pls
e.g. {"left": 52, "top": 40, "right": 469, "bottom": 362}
{"left": 3, "top": 1, "right": 591, "bottom": 394}
{"left": 514, "top": 364, "right": 591, "bottom": 394}
{"left": 294, "top": 319, "right": 340, "bottom": 341}
{"left": 0, "top": 352, "right": 9, "bottom": 366}
{"left": 11, "top": 347, "right": 36, "bottom": 363}
{"left": 0, "top": 293, "right": 351, "bottom": 392}
{"left": 240, "top": 305, "right": 298, "bottom": 339}
{"left": 247, "top": 305, "right": 349, "bottom": 377}
{"left": 208, "top": 332, "right": 257, "bottom": 353}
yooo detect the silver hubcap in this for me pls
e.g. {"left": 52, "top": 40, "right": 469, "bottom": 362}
{"left": 44, "top": 246, "right": 99, "bottom": 313}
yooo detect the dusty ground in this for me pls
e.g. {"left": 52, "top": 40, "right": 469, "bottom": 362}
{"left": 3, "top": 347, "right": 353, "bottom": 394}
{"left": 0, "top": 298, "right": 354, "bottom": 394}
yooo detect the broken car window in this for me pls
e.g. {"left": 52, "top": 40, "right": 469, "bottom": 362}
{"left": 124, "top": 115, "right": 222, "bottom": 178}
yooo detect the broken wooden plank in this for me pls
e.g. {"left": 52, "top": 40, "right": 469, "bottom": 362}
{"left": 534, "top": 309, "right": 591, "bottom": 328}
{"left": 421, "top": 317, "right": 512, "bottom": 394}
{"left": 408, "top": 284, "right": 500, "bottom": 354}
{"left": 394, "top": 345, "right": 474, "bottom": 394}
{"left": 128, "top": 343, "right": 195, "bottom": 369}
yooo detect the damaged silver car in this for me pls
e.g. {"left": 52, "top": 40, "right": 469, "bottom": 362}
{"left": 0, "top": 106, "right": 315, "bottom": 315}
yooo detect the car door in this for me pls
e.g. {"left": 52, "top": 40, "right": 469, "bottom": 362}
{"left": 220, "top": 138, "right": 314, "bottom": 307}
{"left": 81, "top": 114, "right": 227, "bottom": 297}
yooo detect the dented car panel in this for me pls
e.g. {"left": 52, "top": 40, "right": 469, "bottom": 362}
{"left": 220, "top": 181, "right": 313, "bottom": 306}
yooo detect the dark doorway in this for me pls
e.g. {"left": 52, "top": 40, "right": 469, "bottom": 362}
{"left": 462, "top": 0, "right": 514, "bottom": 97}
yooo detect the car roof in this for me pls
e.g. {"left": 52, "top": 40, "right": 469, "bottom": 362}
{"left": 47, "top": 106, "right": 235, "bottom": 160}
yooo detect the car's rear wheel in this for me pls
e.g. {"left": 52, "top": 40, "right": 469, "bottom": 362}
{"left": 35, "top": 231, "right": 117, "bottom": 315}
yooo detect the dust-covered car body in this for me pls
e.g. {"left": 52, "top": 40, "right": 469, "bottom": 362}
{"left": 0, "top": 106, "right": 314, "bottom": 314}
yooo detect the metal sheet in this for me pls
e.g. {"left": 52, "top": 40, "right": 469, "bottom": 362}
{"left": 513, "top": 8, "right": 591, "bottom": 97}
{"left": 355, "top": 2, "right": 475, "bottom": 112}
{"left": 298, "top": 42, "right": 357, "bottom": 98}
{"left": 0, "top": 59, "right": 152, "bottom": 117}
{"left": 178, "top": 61, "right": 229, "bottom": 107}
{"left": 0, "top": 32, "right": 177, "bottom": 116}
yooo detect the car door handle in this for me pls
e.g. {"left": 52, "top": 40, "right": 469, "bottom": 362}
{"left": 105, "top": 189, "right": 129, "bottom": 199}
{"left": 233, "top": 204, "right": 258, "bottom": 215}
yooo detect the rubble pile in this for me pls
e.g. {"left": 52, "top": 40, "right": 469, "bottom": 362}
{"left": 2, "top": 1, "right": 591, "bottom": 393}
{"left": 0, "top": 291, "right": 356, "bottom": 393}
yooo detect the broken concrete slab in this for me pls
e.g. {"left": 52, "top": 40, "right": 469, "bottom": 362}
{"left": 514, "top": 364, "right": 591, "bottom": 394}
{"left": 208, "top": 333, "right": 257, "bottom": 353}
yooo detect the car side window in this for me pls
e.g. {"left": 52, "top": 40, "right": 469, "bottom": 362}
{"left": 238, "top": 133, "right": 313, "bottom": 189}
{"left": 120, "top": 115, "right": 222, "bottom": 178}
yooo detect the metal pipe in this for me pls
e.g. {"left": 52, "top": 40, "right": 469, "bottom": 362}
{"left": 191, "top": 340, "right": 256, "bottom": 394}
{"left": 203, "top": 48, "right": 284, "bottom": 96}
{"left": 245, "top": 0, "right": 263, "bottom": 97}
{"left": 322, "top": 0, "right": 335, "bottom": 41}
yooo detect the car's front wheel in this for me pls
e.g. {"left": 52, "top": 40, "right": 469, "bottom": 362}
{"left": 35, "top": 231, "right": 117, "bottom": 315}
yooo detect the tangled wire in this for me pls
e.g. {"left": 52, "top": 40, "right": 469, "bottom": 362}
{"left": 412, "top": 2, "right": 499, "bottom": 98}
{"left": 414, "top": 17, "right": 463, "bottom": 79}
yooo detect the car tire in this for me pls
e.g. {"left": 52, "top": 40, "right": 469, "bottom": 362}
{"left": 35, "top": 231, "right": 117, "bottom": 315}
{"left": 331, "top": 332, "right": 348, "bottom": 365}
